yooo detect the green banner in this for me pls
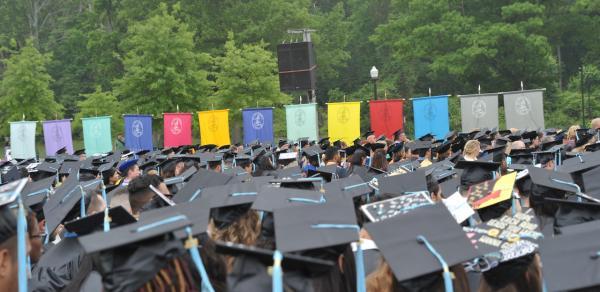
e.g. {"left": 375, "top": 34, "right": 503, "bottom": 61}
{"left": 82, "top": 116, "right": 113, "bottom": 155}
{"left": 285, "top": 103, "right": 319, "bottom": 142}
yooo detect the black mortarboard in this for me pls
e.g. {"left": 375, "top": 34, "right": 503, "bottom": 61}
{"left": 272, "top": 178, "right": 320, "bottom": 190}
{"left": 532, "top": 150, "right": 557, "bottom": 166}
{"left": 454, "top": 160, "right": 499, "bottom": 187}
{"left": 273, "top": 167, "right": 303, "bottom": 180}
{"left": 378, "top": 170, "right": 428, "bottom": 195}
{"left": 528, "top": 166, "right": 578, "bottom": 193}
{"left": 582, "top": 166, "right": 600, "bottom": 199}
{"left": 541, "top": 139, "right": 562, "bottom": 151}
{"left": 365, "top": 204, "right": 481, "bottom": 282}
{"left": 521, "top": 130, "right": 538, "bottom": 140}
{"left": 440, "top": 177, "right": 460, "bottom": 198}
{"left": 494, "top": 137, "right": 510, "bottom": 147}
{"left": 273, "top": 199, "right": 358, "bottom": 253}
{"left": 498, "top": 129, "right": 512, "bottom": 136}
{"left": 539, "top": 222, "right": 600, "bottom": 291}
{"left": 74, "top": 149, "right": 86, "bottom": 155}
{"left": 422, "top": 160, "right": 456, "bottom": 183}
{"left": 318, "top": 137, "right": 330, "bottom": 146}
{"left": 585, "top": 142, "right": 600, "bottom": 152}
{"left": 323, "top": 175, "right": 370, "bottom": 199}
{"left": 434, "top": 141, "right": 451, "bottom": 154}
{"left": 64, "top": 205, "right": 136, "bottom": 235}
{"left": 444, "top": 130, "right": 457, "bottom": 140}
{"left": 557, "top": 151, "right": 600, "bottom": 174}
{"left": 547, "top": 197, "right": 600, "bottom": 231}
{"left": 140, "top": 197, "right": 211, "bottom": 238}
{"left": 205, "top": 182, "right": 258, "bottom": 209}
{"left": 418, "top": 133, "right": 434, "bottom": 142}
{"left": 172, "top": 169, "right": 233, "bottom": 203}
{"left": 481, "top": 145, "right": 506, "bottom": 163}
{"left": 77, "top": 211, "right": 191, "bottom": 253}
{"left": 252, "top": 186, "right": 330, "bottom": 212}
{"left": 360, "top": 192, "right": 434, "bottom": 223}
{"left": 363, "top": 131, "right": 375, "bottom": 138}
{"left": 55, "top": 147, "right": 68, "bottom": 155}
{"left": 59, "top": 161, "right": 82, "bottom": 175}
{"left": 22, "top": 176, "right": 54, "bottom": 207}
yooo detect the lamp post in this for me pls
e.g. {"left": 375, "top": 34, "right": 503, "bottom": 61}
{"left": 370, "top": 66, "right": 379, "bottom": 100}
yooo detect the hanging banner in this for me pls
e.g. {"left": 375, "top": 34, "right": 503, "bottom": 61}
{"left": 459, "top": 93, "right": 499, "bottom": 132}
{"left": 503, "top": 89, "right": 545, "bottom": 130}
{"left": 412, "top": 95, "right": 450, "bottom": 140}
{"left": 42, "top": 119, "right": 74, "bottom": 156}
{"left": 285, "top": 103, "right": 319, "bottom": 142}
{"left": 163, "top": 113, "right": 192, "bottom": 148}
{"left": 198, "top": 110, "right": 231, "bottom": 146}
{"left": 10, "top": 121, "right": 37, "bottom": 159}
{"left": 369, "top": 99, "right": 404, "bottom": 138}
{"left": 328, "top": 102, "right": 361, "bottom": 145}
{"left": 82, "top": 116, "right": 112, "bottom": 155}
{"left": 124, "top": 114, "right": 153, "bottom": 152}
{"left": 242, "top": 108, "right": 274, "bottom": 144}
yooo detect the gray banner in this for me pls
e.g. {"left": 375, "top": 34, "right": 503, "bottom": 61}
{"left": 503, "top": 89, "right": 545, "bottom": 130}
{"left": 460, "top": 93, "right": 499, "bottom": 132}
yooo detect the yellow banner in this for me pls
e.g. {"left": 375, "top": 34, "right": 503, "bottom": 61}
{"left": 198, "top": 110, "right": 231, "bottom": 146}
{"left": 328, "top": 102, "right": 361, "bottom": 145}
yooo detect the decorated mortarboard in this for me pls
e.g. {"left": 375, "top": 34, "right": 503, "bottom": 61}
{"left": 252, "top": 185, "right": 334, "bottom": 212}
{"left": 466, "top": 172, "right": 517, "bottom": 210}
{"left": 539, "top": 220, "right": 600, "bottom": 291}
{"left": 365, "top": 204, "right": 481, "bottom": 282}
{"left": 273, "top": 198, "right": 358, "bottom": 253}
{"left": 278, "top": 151, "right": 298, "bottom": 162}
{"left": 378, "top": 170, "right": 428, "bottom": 195}
{"left": 64, "top": 205, "right": 136, "bottom": 236}
{"left": 463, "top": 209, "right": 542, "bottom": 265}
{"left": 172, "top": 168, "right": 233, "bottom": 203}
{"left": 360, "top": 191, "right": 434, "bottom": 223}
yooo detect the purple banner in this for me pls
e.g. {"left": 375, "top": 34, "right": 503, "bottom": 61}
{"left": 42, "top": 119, "right": 74, "bottom": 155}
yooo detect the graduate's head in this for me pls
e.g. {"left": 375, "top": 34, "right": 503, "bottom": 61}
{"left": 127, "top": 175, "right": 163, "bottom": 216}
{"left": 118, "top": 159, "right": 140, "bottom": 180}
{"left": 0, "top": 207, "right": 19, "bottom": 292}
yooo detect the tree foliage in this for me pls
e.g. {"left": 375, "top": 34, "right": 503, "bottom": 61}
{"left": 0, "top": 40, "right": 61, "bottom": 135}
{"left": 73, "top": 86, "right": 122, "bottom": 136}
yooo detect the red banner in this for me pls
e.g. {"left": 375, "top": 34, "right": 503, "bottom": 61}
{"left": 163, "top": 113, "right": 192, "bottom": 148}
{"left": 369, "top": 99, "right": 404, "bottom": 138}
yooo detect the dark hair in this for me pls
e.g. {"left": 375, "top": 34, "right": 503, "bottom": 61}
{"left": 102, "top": 168, "right": 117, "bottom": 186}
{"left": 348, "top": 150, "right": 367, "bottom": 167}
{"left": 160, "top": 161, "right": 178, "bottom": 179}
{"left": 426, "top": 176, "right": 440, "bottom": 198}
{"left": 480, "top": 254, "right": 542, "bottom": 292}
{"left": 0, "top": 207, "right": 17, "bottom": 245}
{"left": 128, "top": 175, "right": 162, "bottom": 214}
{"left": 371, "top": 149, "right": 388, "bottom": 171}
{"left": 254, "top": 156, "right": 275, "bottom": 177}
{"left": 324, "top": 146, "right": 340, "bottom": 162}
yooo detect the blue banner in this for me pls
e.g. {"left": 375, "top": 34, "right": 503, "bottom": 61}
{"left": 412, "top": 95, "right": 450, "bottom": 139}
{"left": 124, "top": 115, "right": 153, "bottom": 152}
{"left": 242, "top": 108, "right": 274, "bottom": 144}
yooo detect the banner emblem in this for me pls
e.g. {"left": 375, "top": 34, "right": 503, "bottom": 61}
{"left": 91, "top": 123, "right": 102, "bottom": 137}
{"left": 515, "top": 96, "right": 531, "bottom": 115}
{"left": 131, "top": 120, "right": 144, "bottom": 137}
{"left": 337, "top": 106, "right": 350, "bottom": 123}
{"left": 294, "top": 110, "right": 306, "bottom": 127}
{"left": 424, "top": 103, "right": 437, "bottom": 120}
{"left": 251, "top": 112, "right": 264, "bottom": 130}
{"left": 170, "top": 118, "right": 182, "bottom": 135}
{"left": 472, "top": 100, "right": 487, "bottom": 119}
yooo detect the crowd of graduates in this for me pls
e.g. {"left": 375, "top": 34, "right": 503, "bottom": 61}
{"left": 0, "top": 118, "right": 600, "bottom": 291}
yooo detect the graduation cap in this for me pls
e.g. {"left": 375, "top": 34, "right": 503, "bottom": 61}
{"left": 532, "top": 150, "right": 558, "bottom": 166}
{"left": 318, "top": 137, "right": 330, "bottom": 146}
{"left": 494, "top": 137, "right": 510, "bottom": 147}
{"left": 55, "top": 147, "right": 68, "bottom": 155}
{"left": 21, "top": 176, "right": 54, "bottom": 207}
{"left": 117, "top": 158, "right": 138, "bottom": 173}
{"left": 273, "top": 198, "right": 358, "bottom": 253}
{"left": 360, "top": 192, "right": 434, "bottom": 222}
{"left": 581, "top": 166, "right": 600, "bottom": 199}
{"left": 465, "top": 209, "right": 541, "bottom": 259}
{"left": 481, "top": 145, "right": 506, "bottom": 163}
{"left": 252, "top": 186, "right": 331, "bottom": 212}
{"left": 418, "top": 133, "right": 434, "bottom": 142}
{"left": 322, "top": 175, "right": 371, "bottom": 199}
{"left": 440, "top": 177, "right": 460, "bottom": 198}
{"left": 140, "top": 197, "right": 211, "bottom": 238}
{"left": 73, "top": 149, "right": 86, "bottom": 156}
{"left": 528, "top": 166, "right": 579, "bottom": 194}
{"left": 64, "top": 205, "right": 136, "bottom": 235}
{"left": 273, "top": 167, "right": 303, "bottom": 180}
{"left": 444, "top": 130, "right": 457, "bottom": 140}
{"left": 363, "top": 131, "right": 375, "bottom": 138}
{"left": 365, "top": 204, "right": 481, "bottom": 283}
{"left": 539, "top": 221, "right": 600, "bottom": 291}
{"left": 585, "top": 142, "right": 600, "bottom": 152}
{"left": 547, "top": 197, "right": 600, "bottom": 231}
{"left": 378, "top": 170, "right": 428, "bottom": 195}
{"left": 215, "top": 240, "right": 334, "bottom": 272}
{"left": 454, "top": 160, "right": 500, "bottom": 187}
{"left": 172, "top": 168, "right": 233, "bottom": 203}
{"left": 541, "top": 139, "right": 562, "bottom": 151}
{"left": 434, "top": 141, "right": 451, "bottom": 154}
{"left": 307, "top": 165, "right": 340, "bottom": 182}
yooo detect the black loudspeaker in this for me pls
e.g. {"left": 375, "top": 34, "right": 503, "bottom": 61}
{"left": 277, "top": 42, "right": 316, "bottom": 91}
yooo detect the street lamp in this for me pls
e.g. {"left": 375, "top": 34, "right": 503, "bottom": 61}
{"left": 370, "top": 66, "right": 379, "bottom": 100}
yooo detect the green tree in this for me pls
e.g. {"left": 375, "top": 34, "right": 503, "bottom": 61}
{"left": 113, "top": 3, "right": 213, "bottom": 116}
{"left": 0, "top": 41, "right": 62, "bottom": 135}
{"left": 73, "top": 86, "right": 122, "bottom": 137}
{"left": 213, "top": 33, "right": 291, "bottom": 140}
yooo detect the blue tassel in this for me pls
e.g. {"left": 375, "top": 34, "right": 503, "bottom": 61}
{"left": 416, "top": 235, "right": 453, "bottom": 292}
{"left": 17, "top": 200, "right": 27, "bottom": 292}
{"left": 184, "top": 227, "right": 215, "bottom": 292}
{"left": 272, "top": 250, "right": 283, "bottom": 292}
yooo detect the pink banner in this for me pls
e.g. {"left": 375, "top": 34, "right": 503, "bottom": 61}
{"left": 163, "top": 113, "right": 192, "bottom": 148}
